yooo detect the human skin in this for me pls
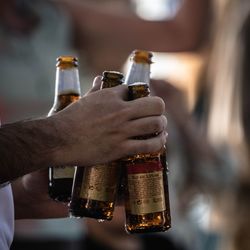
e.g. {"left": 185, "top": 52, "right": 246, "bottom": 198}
{"left": 59, "top": 0, "right": 211, "bottom": 74}
{"left": 0, "top": 77, "right": 167, "bottom": 183}
{"left": 0, "top": 77, "right": 167, "bottom": 219}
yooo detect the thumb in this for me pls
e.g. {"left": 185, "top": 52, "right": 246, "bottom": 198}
{"left": 84, "top": 76, "right": 102, "bottom": 96}
{"left": 92, "top": 76, "right": 102, "bottom": 90}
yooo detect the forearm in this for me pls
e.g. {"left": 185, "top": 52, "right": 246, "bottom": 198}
{"left": 12, "top": 178, "right": 68, "bottom": 219}
{"left": 0, "top": 117, "right": 63, "bottom": 183}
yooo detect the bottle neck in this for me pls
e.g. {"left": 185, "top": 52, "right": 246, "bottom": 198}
{"left": 128, "top": 83, "right": 150, "bottom": 100}
{"left": 124, "top": 62, "right": 151, "bottom": 86}
{"left": 54, "top": 67, "right": 81, "bottom": 97}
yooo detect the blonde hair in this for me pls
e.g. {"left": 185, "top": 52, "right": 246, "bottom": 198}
{"left": 205, "top": 2, "right": 250, "bottom": 249}
{"left": 206, "top": 0, "right": 250, "bottom": 163}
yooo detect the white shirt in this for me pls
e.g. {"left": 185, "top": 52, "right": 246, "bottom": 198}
{"left": 0, "top": 184, "right": 14, "bottom": 250}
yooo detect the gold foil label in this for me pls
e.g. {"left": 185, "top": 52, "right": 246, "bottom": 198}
{"left": 80, "top": 164, "right": 119, "bottom": 201}
{"left": 128, "top": 171, "right": 166, "bottom": 214}
{"left": 53, "top": 166, "right": 75, "bottom": 179}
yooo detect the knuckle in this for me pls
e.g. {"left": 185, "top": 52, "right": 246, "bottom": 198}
{"left": 162, "top": 115, "right": 168, "bottom": 129}
{"left": 152, "top": 134, "right": 166, "bottom": 152}
{"left": 159, "top": 99, "right": 166, "bottom": 113}
{"left": 151, "top": 117, "right": 163, "bottom": 132}
{"left": 122, "top": 141, "right": 136, "bottom": 157}
{"left": 138, "top": 141, "right": 151, "bottom": 154}
{"left": 150, "top": 116, "right": 167, "bottom": 133}
{"left": 154, "top": 96, "right": 165, "bottom": 113}
{"left": 160, "top": 132, "right": 167, "bottom": 146}
{"left": 118, "top": 105, "right": 132, "bottom": 119}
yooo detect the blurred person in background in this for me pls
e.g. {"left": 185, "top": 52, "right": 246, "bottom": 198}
{"left": 203, "top": 1, "right": 250, "bottom": 249}
{"left": 150, "top": 1, "right": 250, "bottom": 250}
{"left": 62, "top": 0, "right": 210, "bottom": 75}
{"left": 0, "top": 1, "right": 90, "bottom": 248}
{"left": 0, "top": 0, "right": 212, "bottom": 250}
{"left": 63, "top": 1, "right": 250, "bottom": 250}
{"left": 0, "top": 0, "right": 210, "bottom": 124}
{"left": 0, "top": 0, "right": 92, "bottom": 124}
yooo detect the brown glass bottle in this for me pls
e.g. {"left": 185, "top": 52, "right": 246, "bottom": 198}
{"left": 48, "top": 56, "right": 81, "bottom": 202}
{"left": 123, "top": 50, "right": 171, "bottom": 234}
{"left": 69, "top": 71, "right": 124, "bottom": 220}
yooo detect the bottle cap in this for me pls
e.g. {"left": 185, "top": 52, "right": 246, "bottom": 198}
{"left": 56, "top": 56, "right": 78, "bottom": 67}
{"left": 101, "top": 70, "right": 124, "bottom": 88}
{"left": 131, "top": 50, "right": 153, "bottom": 64}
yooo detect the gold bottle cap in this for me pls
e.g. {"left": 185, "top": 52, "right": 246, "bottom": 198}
{"left": 101, "top": 70, "right": 124, "bottom": 88}
{"left": 128, "top": 82, "right": 150, "bottom": 100}
{"left": 56, "top": 56, "right": 78, "bottom": 68}
{"left": 131, "top": 50, "right": 153, "bottom": 64}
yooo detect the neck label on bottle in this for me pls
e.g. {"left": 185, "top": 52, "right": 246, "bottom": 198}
{"left": 56, "top": 68, "right": 80, "bottom": 94}
{"left": 53, "top": 166, "right": 75, "bottom": 179}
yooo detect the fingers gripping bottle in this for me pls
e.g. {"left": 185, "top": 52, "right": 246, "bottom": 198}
{"left": 123, "top": 50, "right": 171, "bottom": 233}
{"left": 48, "top": 56, "right": 81, "bottom": 202}
{"left": 69, "top": 71, "right": 124, "bottom": 220}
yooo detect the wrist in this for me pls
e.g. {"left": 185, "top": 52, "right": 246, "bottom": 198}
{"left": 0, "top": 116, "right": 66, "bottom": 182}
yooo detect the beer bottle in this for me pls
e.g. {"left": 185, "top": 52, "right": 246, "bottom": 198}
{"left": 123, "top": 50, "right": 171, "bottom": 233}
{"left": 48, "top": 56, "right": 81, "bottom": 202}
{"left": 69, "top": 71, "right": 124, "bottom": 220}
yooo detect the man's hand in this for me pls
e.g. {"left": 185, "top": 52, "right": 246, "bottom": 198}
{"left": 53, "top": 77, "right": 167, "bottom": 167}
{"left": 10, "top": 76, "right": 168, "bottom": 219}
{"left": 0, "top": 77, "right": 167, "bottom": 183}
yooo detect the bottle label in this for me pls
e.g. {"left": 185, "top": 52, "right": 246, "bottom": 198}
{"left": 80, "top": 164, "right": 119, "bottom": 201}
{"left": 127, "top": 162, "right": 166, "bottom": 215}
{"left": 57, "top": 68, "right": 81, "bottom": 93}
{"left": 53, "top": 166, "right": 75, "bottom": 179}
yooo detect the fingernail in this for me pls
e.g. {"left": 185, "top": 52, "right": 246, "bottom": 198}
{"left": 93, "top": 76, "right": 102, "bottom": 87}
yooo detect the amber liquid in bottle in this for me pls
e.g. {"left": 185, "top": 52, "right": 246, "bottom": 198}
{"left": 69, "top": 71, "right": 124, "bottom": 220}
{"left": 48, "top": 93, "right": 80, "bottom": 202}
{"left": 124, "top": 50, "right": 171, "bottom": 233}
{"left": 48, "top": 56, "right": 81, "bottom": 202}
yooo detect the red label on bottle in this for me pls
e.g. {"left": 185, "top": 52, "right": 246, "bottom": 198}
{"left": 127, "top": 161, "right": 163, "bottom": 174}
